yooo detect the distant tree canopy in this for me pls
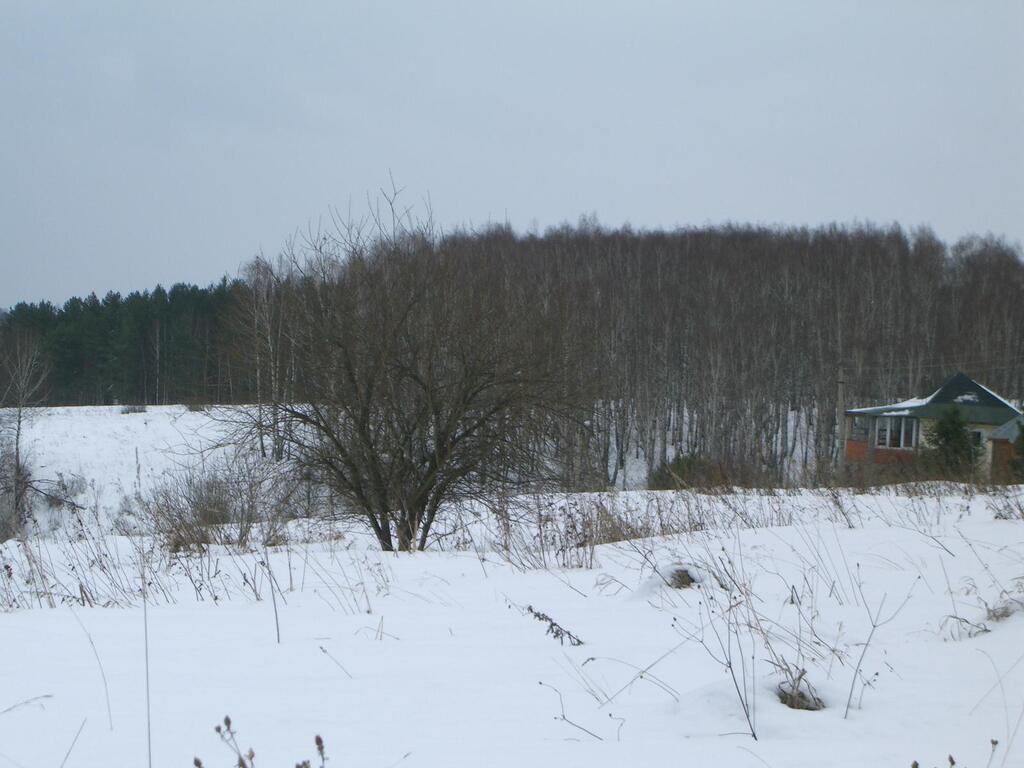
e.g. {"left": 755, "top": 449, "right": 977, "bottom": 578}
{"left": 0, "top": 279, "right": 244, "bottom": 406}
{"left": 2, "top": 222, "right": 1023, "bottom": 484}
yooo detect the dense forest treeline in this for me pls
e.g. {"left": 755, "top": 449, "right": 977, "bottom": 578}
{"left": 0, "top": 280, "right": 242, "bottom": 406}
{"left": 2, "top": 222, "right": 1022, "bottom": 484}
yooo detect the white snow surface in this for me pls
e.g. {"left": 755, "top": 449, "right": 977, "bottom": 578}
{"left": 16, "top": 405, "right": 231, "bottom": 530}
{"left": 1, "top": 406, "right": 1023, "bottom": 767}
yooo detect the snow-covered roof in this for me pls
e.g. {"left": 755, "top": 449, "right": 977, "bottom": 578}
{"left": 846, "top": 392, "right": 936, "bottom": 416}
{"left": 848, "top": 397, "right": 930, "bottom": 414}
{"left": 975, "top": 380, "right": 1023, "bottom": 417}
{"left": 846, "top": 372, "right": 1020, "bottom": 426}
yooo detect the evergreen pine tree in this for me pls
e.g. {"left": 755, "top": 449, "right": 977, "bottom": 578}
{"left": 925, "top": 407, "right": 981, "bottom": 480}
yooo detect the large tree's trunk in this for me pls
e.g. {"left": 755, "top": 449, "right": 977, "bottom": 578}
{"left": 395, "top": 516, "right": 416, "bottom": 552}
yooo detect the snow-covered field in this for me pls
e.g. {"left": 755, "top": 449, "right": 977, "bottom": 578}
{"left": 2, "top": 406, "right": 1023, "bottom": 767}
{"left": 16, "top": 405, "right": 231, "bottom": 530}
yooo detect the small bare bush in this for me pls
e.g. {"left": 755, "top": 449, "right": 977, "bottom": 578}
{"left": 133, "top": 471, "right": 227, "bottom": 551}
{"left": 988, "top": 486, "right": 1024, "bottom": 521}
{"left": 119, "top": 404, "right": 147, "bottom": 414}
{"left": 131, "top": 451, "right": 309, "bottom": 552}
{"left": 487, "top": 494, "right": 597, "bottom": 569}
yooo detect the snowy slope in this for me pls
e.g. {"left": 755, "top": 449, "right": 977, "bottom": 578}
{"left": 0, "top": 406, "right": 1022, "bottom": 767}
{"left": 17, "top": 405, "right": 228, "bottom": 529}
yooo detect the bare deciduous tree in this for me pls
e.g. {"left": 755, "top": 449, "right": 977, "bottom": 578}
{"left": 233, "top": 212, "right": 569, "bottom": 551}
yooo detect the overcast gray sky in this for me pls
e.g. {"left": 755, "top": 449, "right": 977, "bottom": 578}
{"left": 1, "top": 1, "right": 1022, "bottom": 308}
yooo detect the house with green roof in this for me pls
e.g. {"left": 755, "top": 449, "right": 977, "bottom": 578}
{"left": 843, "top": 372, "right": 1023, "bottom": 479}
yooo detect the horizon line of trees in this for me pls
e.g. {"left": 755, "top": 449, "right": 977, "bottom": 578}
{"left": 2, "top": 219, "right": 1023, "bottom": 487}
{"left": 0, "top": 279, "right": 242, "bottom": 406}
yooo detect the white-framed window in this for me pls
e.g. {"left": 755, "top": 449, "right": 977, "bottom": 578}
{"left": 876, "top": 416, "right": 917, "bottom": 449}
{"left": 850, "top": 415, "right": 870, "bottom": 440}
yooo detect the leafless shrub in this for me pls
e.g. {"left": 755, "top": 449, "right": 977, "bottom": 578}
{"left": 119, "top": 404, "right": 147, "bottom": 414}
{"left": 488, "top": 491, "right": 710, "bottom": 571}
{"left": 488, "top": 489, "right": 825, "bottom": 572}
{"left": 130, "top": 451, "right": 308, "bottom": 552}
{"left": 0, "top": 509, "right": 169, "bottom": 612}
{"left": 988, "top": 486, "right": 1024, "bottom": 521}
{"left": 486, "top": 494, "right": 592, "bottom": 570}
{"left": 131, "top": 469, "right": 228, "bottom": 551}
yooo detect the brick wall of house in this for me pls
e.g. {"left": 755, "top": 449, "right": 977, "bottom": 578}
{"left": 845, "top": 439, "right": 868, "bottom": 463}
{"left": 845, "top": 439, "right": 917, "bottom": 466}
{"left": 873, "top": 447, "right": 917, "bottom": 465}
